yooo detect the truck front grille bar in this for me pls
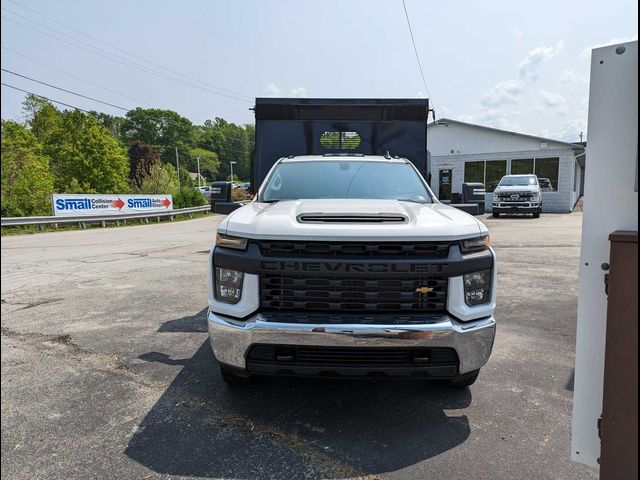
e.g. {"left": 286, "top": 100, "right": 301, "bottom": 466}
{"left": 260, "top": 273, "right": 447, "bottom": 313}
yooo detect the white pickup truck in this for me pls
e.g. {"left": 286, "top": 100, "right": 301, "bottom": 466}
{"left": 492, "top": 174, "right": 542, "bottom": 218}
{"left": 207, "top": 155, "right": 496, "bottom": 388}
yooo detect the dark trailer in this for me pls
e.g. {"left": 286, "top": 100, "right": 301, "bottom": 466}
{"left": 252, "top": 98, "right": 430, "bottom": 192}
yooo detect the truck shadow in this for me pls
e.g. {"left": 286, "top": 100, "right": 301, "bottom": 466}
{"left": 125, "top": 310, "right": 472, "bottom": 478}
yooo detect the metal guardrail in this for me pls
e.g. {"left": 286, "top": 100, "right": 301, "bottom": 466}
{"left": 1, "top": 205, "right": 212, "bottom": 230}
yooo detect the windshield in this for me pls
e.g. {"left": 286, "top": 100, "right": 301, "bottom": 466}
{"left": 499, "top": 175, "right": 538, "bottom": 186}
{"left": 260, "top": 160, "right": 432, "bottom": 203}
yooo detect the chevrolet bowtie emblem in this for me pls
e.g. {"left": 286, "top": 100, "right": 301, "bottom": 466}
{"left": 415, "top": 286, "right": 434, "bottom": 294}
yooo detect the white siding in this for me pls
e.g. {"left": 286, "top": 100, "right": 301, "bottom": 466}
{"left": 428, "top": 122, "right": 573, "bottom": 156}
{"left": 427, "top": 121, "right": 582, "bottom": 213}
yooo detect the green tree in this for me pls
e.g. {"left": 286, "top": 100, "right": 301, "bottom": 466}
{"left": 23, "top": 94, "right": 61, "bottom": 142}
{"left": 1, "top": 120, "right": 55, "bottom": 216}
{"left": 139, "top": 163, "right": 179, "bottom": 195}
{"left": 128, "top": 140, "right": 161, "bottom": 189}
{"left": 196, "top": 118, "right": 253, "bottom": 181}
{"left": 121, "top": 108, "right": 196, "bottom": 165}
{"left": 44, "top": 110, "right": 130, "bottom": 193}
{"left": 90, "top": 111, "right": 126, "bottom": 143}
{"left": 189, "top": 148, "right": 220, "bottom": 181}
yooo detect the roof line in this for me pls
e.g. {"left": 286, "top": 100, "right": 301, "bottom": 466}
{"left": 428, "top": 118, "right": 584, "bottom": 149}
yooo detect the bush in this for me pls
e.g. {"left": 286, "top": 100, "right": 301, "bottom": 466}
{"left": 173, "top": 187, "right": 207, "bottom": 209}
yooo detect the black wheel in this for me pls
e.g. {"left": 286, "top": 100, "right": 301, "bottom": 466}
{"left": 492, "top": 212, "right": 500, "bottom": 218}
{"left": 445, "top": 369, "right": 480, "bottom": 388}
{"left": 219, "top": 364, "right": 251, "bottom": 386}
{"left": 533, "top": 210, "right": 540, "bottom": 218}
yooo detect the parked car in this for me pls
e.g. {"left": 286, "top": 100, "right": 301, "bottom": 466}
{"left": 196, "top": 185, "right": 212, "bottom": 199}
{"left": 538, "top": 178, "right": 554, "bottom": 192}
{"left": 492, "top": 174, "right": 542, "bottom": 218}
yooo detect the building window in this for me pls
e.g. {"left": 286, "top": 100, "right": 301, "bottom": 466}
{"left": 464, "top": 161, "right": 484, "bottom": 183}
{"left": 511, "top": 158, "right": 534, "bottom": 174}
{"left": 534, "top": 157, "right": 560, "bottom": 190}
{"left": 509, "top": 157, "right": 560, "bottom": 190}
{"left": 485, "top": 160, "right": 507, "bottom": 192}
{"left": 464, "top": 160, "right": 507, "bottom": 192}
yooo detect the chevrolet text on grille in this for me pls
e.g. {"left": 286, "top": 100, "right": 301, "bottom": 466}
{"left": 261, "top": 261, "right": 440, "bottom": 273}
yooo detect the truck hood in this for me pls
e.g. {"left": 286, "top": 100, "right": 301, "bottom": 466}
{"left": 219, "top": 199, "right": 487, "bottom": 241}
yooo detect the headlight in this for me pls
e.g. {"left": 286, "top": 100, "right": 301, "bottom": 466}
{"left": 463, "top": 269, "right": 492, "bottom": 306}
{"left": 460, "top": 236, "right": 490, "bottom": 253}
{"left": 214, "top": 267, "right": 244, "bottom": 303}
{"left": 216, "top": 233, "right": 248, "bottom": 250}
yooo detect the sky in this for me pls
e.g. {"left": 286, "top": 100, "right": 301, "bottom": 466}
{"left": 1, "top": 0, "right": 637, "bottom": 142}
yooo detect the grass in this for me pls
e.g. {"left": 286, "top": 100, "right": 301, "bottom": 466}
{"left": 1, "top": 211, "right": 213, "bottom": 236}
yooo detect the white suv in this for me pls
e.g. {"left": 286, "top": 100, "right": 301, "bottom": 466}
{"left": 492, "top": 174, "right": 542, "bottom": 218}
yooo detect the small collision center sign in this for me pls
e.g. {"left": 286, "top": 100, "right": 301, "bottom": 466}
{"left": 52, "top": 194, "right": 173, "bottom": 217}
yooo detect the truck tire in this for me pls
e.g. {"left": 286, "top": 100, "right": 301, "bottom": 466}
{"left": 446, "top": 369, "right": 480, "bottom": 388}
{"left": 533, "top": 209, "right": 540, "bottom": 218}
{"left": 492, "top": 212, "right": 500, "bottom": 218}
{"left": 219, "top": 364, "right": 251, "bottom": 386}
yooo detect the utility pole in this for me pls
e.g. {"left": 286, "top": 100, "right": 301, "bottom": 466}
{"left": 579, "top": 131, "right": 584, "bottom": 143}
{"left": 196, "top": 156, "right": 202, "bottom": 187}
{"left": 175, "top": 146, "right": 180, "bottom": 186}
{"left": 230, "top": 161, "right": 236, "bottom": 184}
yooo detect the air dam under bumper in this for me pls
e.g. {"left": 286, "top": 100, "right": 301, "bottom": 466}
{"left": 492, "top": 202, "right": 540, "bottom": 213}
{"left": 208, "top": 311, "right": 496, "bottom": 376}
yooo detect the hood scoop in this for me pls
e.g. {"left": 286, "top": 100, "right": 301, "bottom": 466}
{"left": 297, "top": 213, "right": 408, "bottom": 224}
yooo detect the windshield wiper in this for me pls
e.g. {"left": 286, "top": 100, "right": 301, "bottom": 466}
{"left": 397, "top": 198, "right": 428, "bottom": 204}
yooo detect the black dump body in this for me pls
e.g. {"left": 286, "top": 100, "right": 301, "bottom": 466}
{"left": 252, "top": 98, "right": 430, "bottom": 191}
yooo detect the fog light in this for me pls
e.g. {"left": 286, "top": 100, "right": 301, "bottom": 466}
{"left": 215, "top": 267, "right": 244, "bottom": 304}
{"left": 463, "top": 269, "right": 491, "bottom": 306}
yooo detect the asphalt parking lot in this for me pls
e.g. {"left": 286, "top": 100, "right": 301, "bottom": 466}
{"left": 1, "top": 212, "right": 597, "bottom": 480}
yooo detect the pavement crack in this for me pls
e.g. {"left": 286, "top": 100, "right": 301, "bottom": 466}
{"left": 1, "top": 298, "right": 63, "bottom": 312}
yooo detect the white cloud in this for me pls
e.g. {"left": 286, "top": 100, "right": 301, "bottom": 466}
{"left": 518, "top": 41, "right": 565, "bottom": 79}
{"left": 265, "top": 84, "right": 308, "bottom": 98}
{"left": 265, "top": 83, "right": 282, "bottom": 97}
{"left": 481, "top": 80, "right": 523, "bottom": 107}
{"left": 476, "top": 109, "right": 523, "bottom": 132}
{"left": 579, "top": 35, "right": 638, "bottom": 60}
{"left": 538, "top": 119, "right": 586, "bottom": 143}
{"left": 557, "top": 69, "right": 588, "bottom": 84}
{"left": 289, "top": 87, "right": 308, "bottom": 98}
{"left": 541, "top": 91, "right": 566, "bottom": 107}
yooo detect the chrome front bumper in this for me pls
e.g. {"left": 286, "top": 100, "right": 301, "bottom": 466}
{"left": 207, "top": 311, "right": 496, "bottom": 374}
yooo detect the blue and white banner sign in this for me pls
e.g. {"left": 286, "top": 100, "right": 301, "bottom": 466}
{"left": 52, "top": 194, "right": 173, "bottom": 217}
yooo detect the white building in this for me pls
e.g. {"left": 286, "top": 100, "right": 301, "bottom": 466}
{"left": 427, "top": 119, "right": 586, "bottom": 213}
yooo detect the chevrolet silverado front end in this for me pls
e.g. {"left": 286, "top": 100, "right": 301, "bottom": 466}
{"left": 207, "top": 155, "right": 496, "bottom": 387}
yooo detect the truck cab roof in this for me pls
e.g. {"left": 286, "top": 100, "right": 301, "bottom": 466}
{"left": 279, "top": 155, "right": 409, "bottom": 164}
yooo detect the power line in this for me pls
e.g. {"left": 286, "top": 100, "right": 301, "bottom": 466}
{"left": 401, "top": 0, "right": 435, "bottom": 112}
{"left": 1, "top": 82, "right": 254, "bottom": 157}
{"left": 2, "top": 82, "right": 95, "bottom": 113}
{"left": 1, "top": 12, "right": 254, "bottom": 104}
{"left": 1, "top": 68, "right": 130, "bottom": 111}
{"left": 6, "top": 0, "right": 253, "bottom": 101}
{"left": 2, "top": 46, "right": 153, "bottom": 106}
